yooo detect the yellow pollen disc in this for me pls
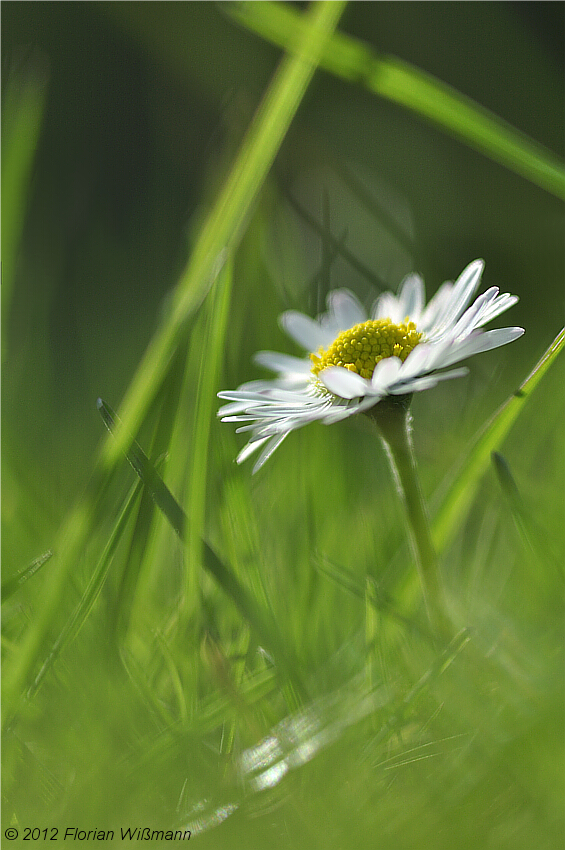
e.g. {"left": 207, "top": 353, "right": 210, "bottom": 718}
{"left": 310, "top": 318, "right": 422, "bottom": 381}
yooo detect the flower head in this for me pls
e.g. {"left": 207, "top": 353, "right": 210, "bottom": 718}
{"left": 218, "top": 260, "right": 524, "bottom": 472}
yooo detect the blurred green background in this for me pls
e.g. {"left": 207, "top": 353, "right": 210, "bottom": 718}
{"left": 2, "top": 2, "right": 564, "bottom": 848}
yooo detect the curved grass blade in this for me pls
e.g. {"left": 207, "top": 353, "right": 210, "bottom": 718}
{"left": 228, "top": 1, "right": 565, "bottom": 199}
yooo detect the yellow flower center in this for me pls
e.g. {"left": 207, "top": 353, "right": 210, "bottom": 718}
{"left": 310, "top": 318, "right": 422, "bottom": 380}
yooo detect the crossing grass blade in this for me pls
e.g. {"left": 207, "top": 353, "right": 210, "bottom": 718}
{"left": 228, "top": 1, "right": 565, "bottom": 199}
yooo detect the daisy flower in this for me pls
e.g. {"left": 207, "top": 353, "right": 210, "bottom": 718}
{"left": 218, "top": 260, "right": 524, "bottom": 473}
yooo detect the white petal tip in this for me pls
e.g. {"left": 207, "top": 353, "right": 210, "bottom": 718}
{"left": 320, "top": 366, "right": 369, "bottom": 399}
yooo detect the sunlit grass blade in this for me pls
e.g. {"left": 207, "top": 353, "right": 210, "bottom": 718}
{"left": 1, "top": 0, "right": 342, "bottom": 725}
{"left": 1, "top": 550, "right": 53, "bottom": 601}
{"left": 432, "top": 328, "right": 565, "bottom": 554}
{"left": 229, "top": 1, "right": 565, "bottom": 199}
{"left": 1, "top": 51, "right": 48, "bottom": 356}
{"left": 97, "top": 400, "right": 305, "bottom": 692}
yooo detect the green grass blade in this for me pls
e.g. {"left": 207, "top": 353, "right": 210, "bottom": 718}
{"left": 229, "top": 1, "right": 565, "bottom": 199}
{"left": 1, "top": 1, "right": 342, "bottom": 725}
{"left": 432, "top": 328, "right": 565, "bottom": 553}
{"left": 181, "top": 256, "right": 233, "bottom": 619}
{"left": 27, "top": 480, "right": 143, "bottom": 700}
{"left": 315, "top": 553, "right": 366, "bottom": 599}
{"left": 98, "top": 399, "right": 185, "bottom": 536}
{"left": 1, "top": 551, "right": 53, "bottom": 601}
{"left": 316, "top": 552, "right": 431, "bottom": 639}
{"left": 492, "top": 451, "right": 565, "bottom": 583}
{"left": 2, "top": 54, "right": 48, "bottom": 355}
{"left": 97, "top": 401, "right": 305, "bottom": 691}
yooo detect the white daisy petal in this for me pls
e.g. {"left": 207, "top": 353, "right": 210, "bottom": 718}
{"left": 322, "top": 397, "right": 376, "bottom": 423}
{"left": 371, "top": 356, "right": 403, "bottom": 391}
{"left": 419, "top": 282, "right": 453, "bottom": 331}
{"left": 430, "top": 259, "right": 484, "bottom": 336}
{"left": 390, "top": 367, "right": 469, "bottom": 394}
{"left": 252, "top": 433, "right": 290, "bottom": 473}
{"left": 355, "top": 395, "right": 384, "bottom": 414}
{"left": 238, "top": 418, "right": 292, "bottom": 438}
{"left": 320, "top": 366, "right": 370, "bottom": 399}
{"left": 440, "top": 327, "right": 524, "bottom": 367}
{"left": 243, "top": 376, "right": 311, "bottom": 392}
{"left": 372, "top": 292, "right": 402, "bottom": 322}
{"left": 236, "top": 436, "right": 270, "bottom": 464}
{"left": 397, "top": 273, "right": 425, "bottom": 322}
{"left": 326, "top": 288, "right": 367, "bottom": 329}
{"left": 217, "top": 401, "right": 248, "bottom": 416}
{"left": 222, "top": 414, "right": 263, "bottom": 423}
{"left": 321, "top": 406, "right": 357, "bottom": 424}
{"left": 280, "top": 311, "right": 329, "bottom": 351}
{"left": 396, "top": 343, "right": 439, "bottom": 378}
{"left": 473, "top": 292, "right": 519, "bottom": 328}
{"left": 217, "top": 391, "right": 276, "bottom": 410}
{"left": 232, "top": 414, "right": 290, "bottom": 429}
{"left": 218, "top": 388, "right": 309, "bottom": 405}
{"left": 451, "top": 287, "right": 500, "bottom": 338}
{"left": 254, "top": 350, "right": 312, "bottom": 375}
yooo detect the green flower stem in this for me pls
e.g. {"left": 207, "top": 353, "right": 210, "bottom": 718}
{"left": 368, "top": 397, "right": 449, "bottom": 638}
